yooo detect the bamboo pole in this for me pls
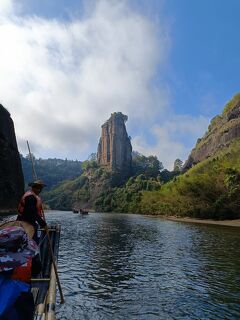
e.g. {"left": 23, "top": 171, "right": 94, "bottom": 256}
{"left": 27, "top": 140, "right": 37, "bottom": 181}
{"left": 34, "top": 295, "right": 47, "bottom": 320}
{"left": 45, "top": 228, "right": 64, "bottom": 304}
{"left": 46, "top": 264, "right": 57, "bottom": 320}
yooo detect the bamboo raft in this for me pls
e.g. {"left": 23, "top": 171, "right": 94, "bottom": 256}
{"left": 32, "top": 224, "right": 61, "bottom": 320}
{"left": 79, "top": 209, "right": 89, "bottom": 215}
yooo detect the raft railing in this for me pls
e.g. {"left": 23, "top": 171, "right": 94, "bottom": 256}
{"left": 33, "top": 224, "right": 61, "bottom": 320}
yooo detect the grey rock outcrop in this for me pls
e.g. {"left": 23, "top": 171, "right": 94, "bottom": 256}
{"left": 97, "top": 112, "right": 132, "bottom": 178}
{"left": 0, "top": 105, "right": 24, "bottom": 211}
{"left": 184, "top": 94, "right": 240, "bottom": 170}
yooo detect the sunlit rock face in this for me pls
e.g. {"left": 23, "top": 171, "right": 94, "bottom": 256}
{"left": 97, "top": 112, "right": 132, "bottom": 178}
{"left": 0, "top": 105, "right": 24, "bottom": 211}
{"left": 184, "top": 97, "right": 240, "bottom": 170}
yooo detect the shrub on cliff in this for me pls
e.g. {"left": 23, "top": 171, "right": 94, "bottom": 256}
{"left": 223, "top": 92, "right": 240, "bottom": 115}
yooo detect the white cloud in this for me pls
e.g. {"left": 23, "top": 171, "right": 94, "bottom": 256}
{"left": 0, "top": 0, "right": 14, "bottom": 15}
{"left": 132, "top": 115, "right": 209, "bottom": 170}
{"left": 0, "top": 0, "right": 209, "bottom": 167}
{"left": 0, "top": 0, "right": 171, "bottom": 159}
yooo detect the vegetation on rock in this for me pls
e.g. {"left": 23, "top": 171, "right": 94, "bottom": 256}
{"left": 223, "top": 92, "right": 240, "bottom": 115}
{"left": 184, "top": 93, "right": 240, "bottom": 170}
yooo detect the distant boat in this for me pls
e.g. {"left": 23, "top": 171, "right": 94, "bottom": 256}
{"left": 72, "top": 209, "right": 79, "bottom": 213}
{"left": 80, "top": 208, "right": 88, "bottom": 215}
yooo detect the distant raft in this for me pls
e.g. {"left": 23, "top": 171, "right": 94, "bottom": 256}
{"left": 32, "top": 224, "right": 61, "bottom": 320}
{"left": 79, "top": 209, "right": 88, "bottom": 215}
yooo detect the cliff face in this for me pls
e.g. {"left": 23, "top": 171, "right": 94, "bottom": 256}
{"left": 184, "top": 94, "right": 240, "bottom": 170}
{"left": 97, "top": 112, "right": 132, "bottom": 177}
{"left": 0, "top": 105, "right": 24, "bottom": 211}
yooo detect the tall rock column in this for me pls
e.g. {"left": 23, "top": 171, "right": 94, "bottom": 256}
{"left": 0, "top": 105, "right": 24, "bottom": 211}
{"left": 97, "top": 112, "right": 132, "bottom": 178}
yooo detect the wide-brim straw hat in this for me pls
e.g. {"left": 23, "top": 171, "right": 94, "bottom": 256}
{"left": 0, "top": 226, "right": 38, "bottom": 272}
{"left": 28, "top": 179, "right": 46, "bottom": 187}
{"left": 0, "top": 221, "right": 35, "bottom": 239}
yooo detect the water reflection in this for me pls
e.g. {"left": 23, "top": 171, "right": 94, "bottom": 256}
{"left": 46, "top": 212, "right": 240, "bottom": 320}
{"left": 88, "top": 215, "right": 136, "bottom": 289}
{"left": 187, "top": 224, "right": 240, "bottom": 319}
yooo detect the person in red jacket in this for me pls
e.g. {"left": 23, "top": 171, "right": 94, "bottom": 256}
{"left": 17, "top": 180, "right": 47, "bottom": 240}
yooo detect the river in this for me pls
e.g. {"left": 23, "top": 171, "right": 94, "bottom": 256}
{"left": 45, "top": 211, "right": 240, "bottom": 320}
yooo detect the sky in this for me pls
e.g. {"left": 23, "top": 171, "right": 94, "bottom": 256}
{"left": 0, "top": 0, "right": 240, "bottom": 169}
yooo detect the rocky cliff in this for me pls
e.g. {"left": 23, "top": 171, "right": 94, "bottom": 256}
{"left": 184, "top": 93, "right": 240, "bottom": 170}
{"left": 0, "top": 105, "right": 24, "bottom": 211}
{"left": 97, "top": 112, "right": 132, "bottom": 178}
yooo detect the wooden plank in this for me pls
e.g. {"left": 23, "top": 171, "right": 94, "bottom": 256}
{"left": 31, "top": 278, "right": 50, "bottom": 282}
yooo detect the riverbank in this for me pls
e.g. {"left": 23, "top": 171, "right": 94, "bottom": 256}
{"left": 165, "top": 216, "right": 240, "bottom": 227}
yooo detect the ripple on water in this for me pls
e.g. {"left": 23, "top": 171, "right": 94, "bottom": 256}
{"left": 45, "top": 211, "right": 240, "bottom": 320}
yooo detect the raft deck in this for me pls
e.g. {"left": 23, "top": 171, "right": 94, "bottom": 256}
{"left": 32, "top": 224, "right": 61, "bottom": 320}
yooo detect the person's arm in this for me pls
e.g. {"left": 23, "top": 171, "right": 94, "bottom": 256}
{"left": 35, "top": 213, "right": 47, "bottom": 228}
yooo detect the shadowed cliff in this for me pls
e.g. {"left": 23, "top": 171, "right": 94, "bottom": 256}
{"left": 0, "top": 104, "right": 24, "bottom": 212}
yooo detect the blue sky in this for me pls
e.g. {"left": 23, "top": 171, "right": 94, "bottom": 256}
{"left": 166, "top": 0, "right": 240, "bottom": 115}
{"left": 0, "top": 0, "right": 239, "bottom": 169}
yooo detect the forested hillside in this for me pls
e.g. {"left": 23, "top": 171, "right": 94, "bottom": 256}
{"left": 139, "top": 139, "right": 240, "bottom": 219}
{"left": 43, "top": 154, "right": 170, "bottom": 211}
{"left": 21, "top": 155, "right": 82, "bottom": 190}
